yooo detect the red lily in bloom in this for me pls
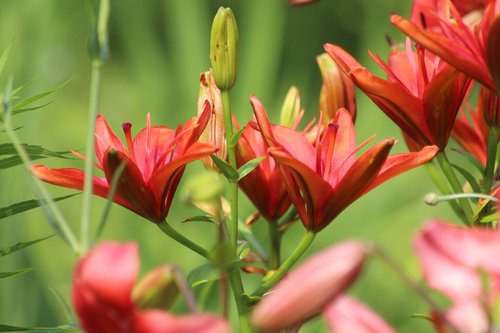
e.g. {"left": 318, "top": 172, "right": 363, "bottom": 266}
{"left": 73, "top": 241, "right": 229, "bottom": 333}
{"left": 33, "top": 107, "right": 216, "bottom": 223}
{"left": 392, "top": 0, "right": 500, "bottom": 94}
{"left": 325, "top": 41, "right": 471, "bottom": 151}
{"left": 414, "top": 220, "right": 500, "bottom": 332}
{"left": 251, "top": 96, "right": 438, "bottom": 232}
{"left": 323, "top": 295, "right": 396, "bottom": 333}
{"left": 410, "top": 0, "right": 489, "bottom": 29}
{"left": 236, "top": 120, "right": 293, "bottom": 222}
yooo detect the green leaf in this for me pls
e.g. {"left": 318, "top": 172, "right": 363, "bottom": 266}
{"left": 12, "top": 101, "right": 53, "bottom": 116}
{"left": 228, "top": 127, "right": 244, "bottom": 148}
{"left": 451, "top": 148, "right": 485, "bottom": 173}
{"left": 479, "top": 212, "right": 497, "bottom": 223}
{"left": 0, "top": 324, "right": 75, "bottom": 332}
{"left": 238, "top": 220, "right": 268, "bottom": 261}
{"left": 0, "top": 42, "right": 12, "bottom": 78}
{"left": 0, "top": 235, "right": 53, "bottom": 257}
{"left": 182, "top": 215, "right": 217, "bottom": 224}
{"left": 210, "top": 154, "right": 238, "bottom": 181}
{"left": 238, "top": 155, "right": 266, "bottom": 180}
{"left": 0, "top": 268, "right": 33, "bottom": 279}
{"left": 408, "top": 313, "right": 434, "bottom": 322}
{"left": 187, "top": 263, "right": 220, "bottom": 288}
{"left": 0, "top": 143, "right": 72, "bottom": 169}
{"left": 451, "top": 163, "right": 482, "bottom": 194}
{"left": 0, "top": 194, "right": 78, "bottom": 220}
{"left": 11, "top": 79, "right": 71, "bottom": 113}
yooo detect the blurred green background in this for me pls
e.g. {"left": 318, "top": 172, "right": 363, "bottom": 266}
{"left": 0, "top": 0, "right": 458, "bottom": 332}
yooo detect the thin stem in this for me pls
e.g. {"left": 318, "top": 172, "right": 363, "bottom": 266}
{"left": 268, "top": 221, "right": 281, "bottom": 269}
{"left": 157, "top": 221, "right": 209, "bottom": 259}
{"left": 483, "top": 125, "right": 499, "bottom": 194}
{"left": 3, "top": 113, "right": 80, "bottom": 253}
{"left": 171, "top": 266, "right": 199, "bottom": 314}
{"left": 375, "top": 245, "right": 459, "bottom": 333}
{"left": 253, "top": 231, "right": 316, "bottom": 297}
{"left": 425, "top": 162, "right": 467, "bottom": 224}
{"left": 435, "top": 151, "right": 474, "bottom": 224}
{"left": 80, "top": 61, "right": 102, "bottom": 252}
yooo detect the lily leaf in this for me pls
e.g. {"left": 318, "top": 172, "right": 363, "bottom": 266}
{"left": 0, "top": 42, "right": 12, "bottom": 78}
{"left": 229, "top": 127, "right": 244, "bottom": 148}
{"left": 0, "top": 268, "right": 33, "bottom": 279}
{"left": 238, "top": 155, "right": 266, "bottom": 180}
{"left": 0, "top": 324, "right": 75, "bottom": 332}
{"left": 210, "top": 155, "right": 238, "bottom": 181}
{"left": 0, "top": 235, "right": 53, "bottom": 257}
{"left": 187, "top": 263, "right": 220, "bottom": 288}
{"left": 182, "top": 215, "right": 217, "bottom": 224}
{"left": 11, "top": 79, "right": 71, "bottom": 115}
{"left": 451, "top": 163, "right": 482, "bottom": 194}
{"left": 0, "top": 194, "right": 77, "bottom": 220}
{"left": 0, "top": 144, "right": 72, "bottom": 169}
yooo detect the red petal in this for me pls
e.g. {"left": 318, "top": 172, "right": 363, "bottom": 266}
{"left": 94, "top": 115, "right": 126, "bottom": 166}
{"left": 133, "top": 311, "right": 230, "bottom": 333}
{"left": 486, "top": 15, "right": 500, "bottom": 94}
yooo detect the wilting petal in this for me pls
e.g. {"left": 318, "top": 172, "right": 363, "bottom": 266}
{"left": 133, "top": 311, "right": 231, "bottom": 333}
{"left": 252, "top": 241, "right": 370, "bottom": 332}
{"left": 323, "top": 295, "right": 396, "bottom": 333}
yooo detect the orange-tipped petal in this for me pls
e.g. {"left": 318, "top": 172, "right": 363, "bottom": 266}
{"left": 252, "top": 241, "right": 370, "bottom": 332}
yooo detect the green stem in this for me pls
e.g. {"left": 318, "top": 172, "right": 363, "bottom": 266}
{"left": 253, "top": 231, "right": 316, "bottom": 297}
{"left": 375, "top": 245, "right": 459, "bottom": 333}
{"left": 80, "top": 61, "right": 102, "bottom": 252}
{"left": 268, "top": 221, "right": 281, "bottom": 269}
{"left": 424, "top": 162, "right": 467, "bottom": 224}
{"left": 2, "top": 103, "right": 79, "bottom": 253}
{"left": 435, "top": 151, "right": 474, "bottom": 224}
{"left": 483, "top": 125, "right": 499, "bottom": 194}
{"left": 157, "top": 221, "right": 209, "bottom": 259}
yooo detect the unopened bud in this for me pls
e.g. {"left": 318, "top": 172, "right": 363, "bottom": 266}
{"left": 209, "top": 7, "right": 239, "bottom": 91}
{"left": 182, "top": 170, "right": 226, "bottom": 203}
{"left": 279, "top": 86, "right": 301, "bottom": 127}
{"left": 424, "top": 193, "right": 440, "bottom": 206}
{"left": 132, "top": 265, "right": 179, "bottom": 310}
{"left": 317, "top": 53, "right": 356, "bottom": 124}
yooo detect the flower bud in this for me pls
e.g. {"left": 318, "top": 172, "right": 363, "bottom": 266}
{"left": 182, "top": 170, "right": 226, "bottom": 204}
{"left": 317, "top": 53, "right": 356, "bottom": 124}
{"left": 132, "top": 265, "right": 179, "bottom": 310}
{"left": 198, "top": 71, "right": 227, "bottom": 170}
{"left": 279, "top": 86, "right": 302, "bottom": 128}
{"left": 252, "top": 241, "right": 371, "bottom": 332}
{"left": 209, "top": 7, "right": 239, "bottom": 91}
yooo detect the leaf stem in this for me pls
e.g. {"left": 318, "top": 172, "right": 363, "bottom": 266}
{"left": 253, "top": 231, "right": 315, "bottom": 297}
{"left": 482, "top": 125, "right": 499, "bottom": 194}
{"left": 157, "top": 220, "right": 209, "bottom": 259}
{"left": 435, "top": 151, "right": 474, "bottom": 224}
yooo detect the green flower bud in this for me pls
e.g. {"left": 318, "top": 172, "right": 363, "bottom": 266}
{"left": 279, "top": 86, "right": 301, "bottom": 127}
{"left": 209, "top": 7, "right": 239, "bottom": 91}
{"left": 132, "top": 265, "right": 179, "bottom": 310}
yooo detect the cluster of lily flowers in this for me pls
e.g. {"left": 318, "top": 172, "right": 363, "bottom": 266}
{"left": 30, "top": 0, "right": 499, "bottom": 332}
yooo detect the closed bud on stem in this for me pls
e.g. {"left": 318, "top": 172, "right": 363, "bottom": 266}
{"left": 88, "top": 0, "right": 110, "bottom": 65}
{"left": 317, "top": 53, "right": 356, "bottom": 124}
{"left": 252, "top": 241, "right": 371, "bottom": 332}
{"left": 209, "top": 7, "right": 239, "bottom": 91}
{"left": 132, "top": 265, "right": 179, "bottom": 310}
{"left": 279, "top": 86, "right": 302, "bottom": 127}
{"left": 182, "top": 170, "right": 226, "bottom": 204}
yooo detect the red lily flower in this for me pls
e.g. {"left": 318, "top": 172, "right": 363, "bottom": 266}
{"left": 236, "top": 119, "right": 293, "bottom": 222}
{"left": 33, "top": 107, "right": 217, "bottom": 223}
{"left": 73, "top": 241, "right": 229, "bottom": 333}
{"left": 410, "top": 0, "right": 489, "bottom": 29}
{"left": 325, "top": 41, "right": 471, "bottom": 151}
{"left": 392, "top": 0, "right": 500, "bottom": 94}
{"left": 251, "top": 96, "right": 438, "bottom": 232}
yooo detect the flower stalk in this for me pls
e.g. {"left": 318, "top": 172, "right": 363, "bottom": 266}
{"left": 157, "top": 221, "right": 209, "bottom": 259}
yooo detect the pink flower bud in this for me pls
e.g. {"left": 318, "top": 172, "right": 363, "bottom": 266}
{"left": 252, "top": 241, "right": 370, "bottom": 332}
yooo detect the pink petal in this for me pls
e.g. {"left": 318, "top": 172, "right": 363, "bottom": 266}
{"left": 252, "top": 241, "right": 369, "bottom": 332}
{"left": 323, "top": 295, "right": 396, "bottom": 333}
{"left": 133, "top": 311, "right": 231, "bottom": 333}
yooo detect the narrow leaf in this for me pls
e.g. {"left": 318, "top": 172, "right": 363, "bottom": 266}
{"left": 12, "top": 101, "right": 53, "bottom": 116}
{"left": 0, "top": 42, "right": 12, "bottom": 78}
{"left": 182, "top": 215, "right": 217, "bottom": 224}
{"left": 0, "top": 324, "right": 75, "bottom": 332}
{"left": 210, "top": 154, "right": 239, "bottom": 181}
{"left": 451, "top": 163, "right": 482, "bottom": 194}
{"left": 187, "top": 263, "right": 220, "bottom": 288}
{"left": 0, "top": 235, "right": 53, "bottom": 257}
{"left": 229, "top": 127, "right": 244, "bottom": 148}
{"left": 238, "top": 220, "right": 268, "bottom": 261}
{"left": 451, "top": 148, "right": 485, "bottom": 173}
{"left": 11, "top": 79, "right": 71, "bottom": 112}
{"left": 238, "top": 155, "right": 266, "bottom": 180}
{"left": 0, "top": 143, "right": 71, "bottom": 158}
{"left": 0, "top": 268, "right": 34, "bottom": 279}
{"left": 0, "top": 194, "right": 77, "bottom": 220}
